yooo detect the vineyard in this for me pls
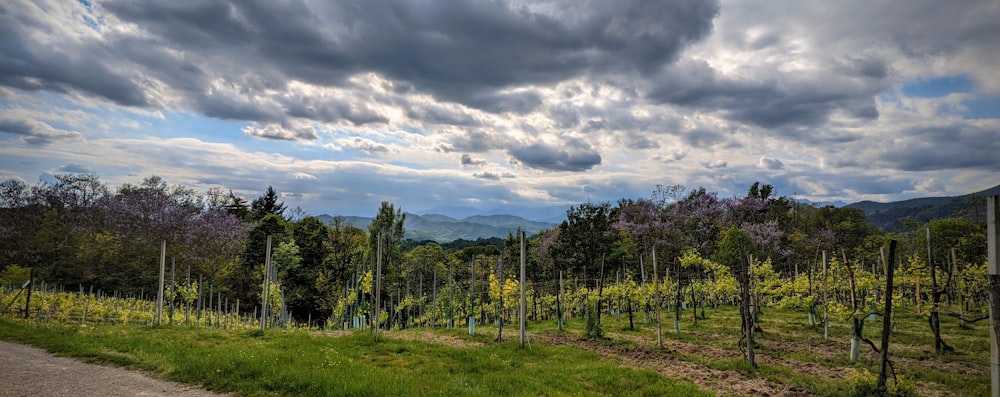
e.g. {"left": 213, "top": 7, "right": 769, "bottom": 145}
{"left": 1, "top": 249, "right": 992, "bottom": 396}
{"left": 1, "top": 177, "right": 996, "bottom": 396}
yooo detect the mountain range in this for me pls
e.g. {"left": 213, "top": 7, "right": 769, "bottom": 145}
{"left": 313, "top": 183, "right": 1000, "bottom": 241}
{"left": 315, "top": 213, "right": 558, "bottom": 243}
{"left": 845, "top": 183, "right": 1000, "bottom": 231}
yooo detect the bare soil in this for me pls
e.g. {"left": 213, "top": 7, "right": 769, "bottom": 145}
{"left": 535, "top": 332, "right": 810, "bottom": 397}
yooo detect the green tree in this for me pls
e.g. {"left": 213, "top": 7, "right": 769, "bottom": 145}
{"left": 233, "top": 214, "right": 289, "bottom": 309}
{"left": 368, "top": 201, "right": 406, "bottom": 288}
{"left": 250, "top": 186, "right": 286, "bottom": 222}
{"left": 284, "top": 216, "right": 331, "bottom": 321}
{"left": 553, "top": 202, "right": 617, "bottom": 288}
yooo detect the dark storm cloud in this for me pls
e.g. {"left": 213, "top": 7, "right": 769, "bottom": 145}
{"left": 549, "top": 103, "right": 581, "bottom": 129}
{"left": 472, "top": 171, "right": 514, "bottom": 181}
{"left": 623, "top": 133, "right": 661, "bottom": 150}
{"left": 447, "top": 130, "right": 504, "bottom": 153}
{"left": 461, "top": 154, "right": 487, "bottom": 166}
{"left": 647, "top": 59, "right": 888, "bottom": 131}
{"left": 1, "top": 0, "right": 720, "bottom": 121}
{"left": 406, "top": 105, "right": 480, "bottom": 127}
{"left": 283, "top": 96, "right": 389, "bottom": 126}
{"left": 462, "top": 91, "right": 543, "bottom": 115}
{"left": 303, "top": 0, "right": 720, "bottom": 106}
{"left": 0, "top": 118, "right": 82, "bottom": 145}
{"left": 845, "top": 177, "right": 917, "bottom": 196}
{"left": 758, "top": 157, "right": 783, "bottom": 170}
{"left": 682, "top": 128, "right": 726, "bottom": 147}
{"left": 508, "top": 140, "right": 602, "bottom": 172}
{"left": 879, "top": 124, "right": 1000, "bottom": 171}
{"left": 0, "top": 19, "right": 149, "bottom": 107}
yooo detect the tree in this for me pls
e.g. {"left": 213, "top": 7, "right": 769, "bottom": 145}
{"left": 250, "top": 186, "right": 286, "bottom": 222}
{"left": 284, "top": 216, "right": 331, "bottom": 321}
{"left": 314, "top": 218, "right": 367, "bottom": 321}
{"left": 553, "top": 202, "right": 617, "bottom": 288}
{"left": 183, "top": 207, "right": 247, "bottom": 285}
{"left": 553, "top": 202, "right": 617, "bottom": 335}
{"left": 715, "top": 226, "right": 758, "bottom": 367}
{"left": 921, "top": 217, "right": 985, "bottom": 353}
{"left": 368, "top": 201, "right": 406, "bottom": 319}
{"left": 100, "top": 176, "right": 203, "bottom": 293}
{"left": 233, "top": 214, "right": 289, "bottom": 309}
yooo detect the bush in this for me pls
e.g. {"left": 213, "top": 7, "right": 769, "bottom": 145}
{"left": 846, "top": 368, "right": 915, "bottom": 397}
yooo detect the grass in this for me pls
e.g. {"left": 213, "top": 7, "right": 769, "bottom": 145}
{"left": 0, "top": 301, "right": 989, "bottom": 396}
{"left": 529, "top": 303, "right": 989, "bottom": 396}
{"left": 0, "top": 318, "right": 710, "bottom": 397}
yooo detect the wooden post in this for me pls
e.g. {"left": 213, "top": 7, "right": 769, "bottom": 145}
{"left": 432, "top": 268, "right": 437, "bottom": 328}
{"left": 260, "top": 235, "right": 272, "bottom": 331}
{"left": 448, "top": 260, "right": 453, "bottom": 329}
{"left": 470, "top": 255, "right": 476, "bottom": 335}
{"left": 156, "top": 240, "right": 166, "bottom": 326}
{"left": 197, "top": 274, "right": 203, "bottom": 327}
{"left": 519, "top": 230, "right": 527, "bottom": 347}
{"left": 23, "top": 268, "right": 33, "bottom": 319}
{"left": 558, "top": 270, "right": 564, "bottom": 331}
{"left": 653, "top": 246, "right": 662, "bottom": 348}
{"left": 952, "top": 247, "right": 965, "bottom": 328}
{"left": 375, "top": 234, "right": 382, "bottom": 341}
{"left": 986, "top": 195, "right": 1000, "bottom": 397}
{"left": 878, "top": 240, "right": 897, "bottom": 390}
{"left": 823, "top": 250, "right": 829, "bottom": 340}
{"left": 169, "top": 258, "right": 175, "bottom": 325}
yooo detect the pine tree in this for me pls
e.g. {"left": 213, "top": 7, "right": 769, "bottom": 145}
{"left": 250, "top": 186, "right": 287, "bottom": 222}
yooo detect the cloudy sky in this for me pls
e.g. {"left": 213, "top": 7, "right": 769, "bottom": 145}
{"left": 1, "top": 0, "right": 998, "bottom": 218}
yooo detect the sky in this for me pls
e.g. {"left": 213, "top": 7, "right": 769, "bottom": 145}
{"left": 1, "top": 0, "right": 998, "bottom": 219}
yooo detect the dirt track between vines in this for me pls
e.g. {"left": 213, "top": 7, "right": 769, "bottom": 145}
{"left": 0, "top": 341, "right": 224, "bottom": 397}
{"left": 536, "top": 331, "right": 810, "bottom": 397}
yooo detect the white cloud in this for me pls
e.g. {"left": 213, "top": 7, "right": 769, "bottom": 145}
{"left": 243, "top": 123, "right": 318, "bottom": 141}
{"left": 758, "top": 157, "right": 783, "bottom": 170}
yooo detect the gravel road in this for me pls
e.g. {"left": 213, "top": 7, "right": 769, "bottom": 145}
{"left": 0, "top": 341, "right": 226, "bottom": 397}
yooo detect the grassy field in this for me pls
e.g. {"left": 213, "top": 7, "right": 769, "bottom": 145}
{"left": 0, "top": 304, "right": 989, "bottom": 396}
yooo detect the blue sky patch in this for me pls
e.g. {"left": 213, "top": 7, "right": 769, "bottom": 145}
{"left": 901, "top": 75, "right": 975, "bottom": 98}
{"left": 962, "top": 95, "right": 1000, "bottom": 119}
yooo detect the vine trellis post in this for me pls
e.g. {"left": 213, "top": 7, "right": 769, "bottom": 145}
{"left": 986, "top": 195, "right": 999, "bottom": 397}
{"left": 156, "top": 240, "right": 165, "bottom": 326}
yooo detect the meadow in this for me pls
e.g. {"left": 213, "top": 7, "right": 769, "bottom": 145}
{"left": 0, "top": 301, "right": 988, "bottom": 397}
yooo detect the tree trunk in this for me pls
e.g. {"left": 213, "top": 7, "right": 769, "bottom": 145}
{"left": 928, "top": 228, "right": 951, "bottom": 353}
{"left": 878, "top": 240, "right": 897, "bottom": 391}
{"left": 738, "top": 241, "right": 755, "bottom": 367}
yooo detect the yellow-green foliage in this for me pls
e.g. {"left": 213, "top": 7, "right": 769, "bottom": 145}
{"left": 678, "top": 248, "right": 738, "bottom": 304}
{"left": 776, "top": 273, "right": 814, "bottom": 310}
{"left": 845, "top": 368, "right": 915, "bottom": 397}
{"left": 0, "top": 265, "right": 31, "bottom": 287}
{"left": 751, "top": 258, "right": 782, "bottom": 305}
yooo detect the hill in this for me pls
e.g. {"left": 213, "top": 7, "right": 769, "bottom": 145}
{"left": 844, "top": 183, "right": 1000, "bottom": 230}
{"left": 315, "top": 213, "right": 558, "bottom": 242}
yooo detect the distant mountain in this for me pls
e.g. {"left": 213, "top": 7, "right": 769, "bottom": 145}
{"left": 793, "top": 198, "right": 849, "bottom": 208}
{"left": 416, "top": 204, "right": 572, "bottom": 224}
{"left": 845, "top": 184, "right": 1000, "bottom": 231}
{"left": 314, "top": 213, "right": 558, "bottom": 242}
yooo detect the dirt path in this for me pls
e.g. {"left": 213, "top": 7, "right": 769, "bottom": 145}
{"left": 535, "top": 332, "right": 811, "bottom": 397}
{"left": 0, "top": 341, "right": 225, "bottom": 397}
